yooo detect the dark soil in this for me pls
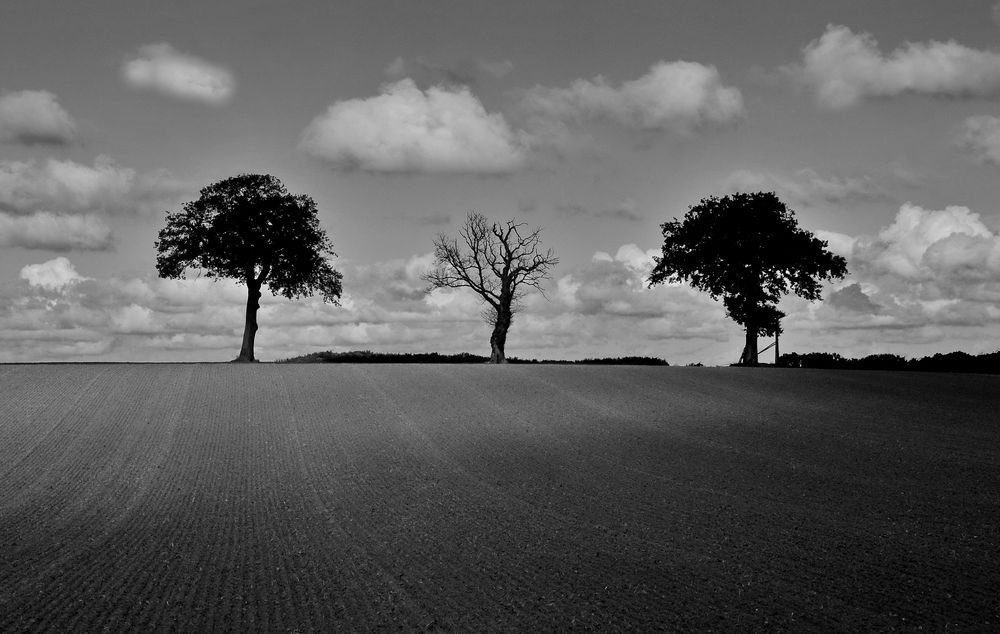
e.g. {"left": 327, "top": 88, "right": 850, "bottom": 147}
{"left": 0, "top": 364, "right": 996, "bottom": 631}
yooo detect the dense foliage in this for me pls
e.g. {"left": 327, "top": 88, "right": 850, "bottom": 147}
{"left": 156, "top": 174, "right": 342, "bottom": 300}
{"left": 155, "top": 173, "right": 342, "bottom": 361}
{"left": 779, "top": 350, "right": 1000, "bottom": 374}
{"left": 649, "top": 191, "right": 847, "bottom": 365}
{"left": 280, "top": 350, "right": 669, "bottom": 365}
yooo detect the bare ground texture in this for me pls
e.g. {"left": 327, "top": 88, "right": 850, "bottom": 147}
{"left": 0, "top": 365, "right": 997, "bottom": 632}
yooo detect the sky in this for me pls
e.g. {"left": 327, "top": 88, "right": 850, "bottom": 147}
{"left": 4, "top": 0, "right": 1000, "bottom": 364}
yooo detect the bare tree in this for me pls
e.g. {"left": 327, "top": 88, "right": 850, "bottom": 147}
{"left": 424, "top": 212, "right": 558, "bottom": 363}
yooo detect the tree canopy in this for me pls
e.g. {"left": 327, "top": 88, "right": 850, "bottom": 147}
{"left": 648, "top": 191, "right": 847, "bottom": 365}
{"left": 155, "top": 173, "right": 342, "bottom": 361}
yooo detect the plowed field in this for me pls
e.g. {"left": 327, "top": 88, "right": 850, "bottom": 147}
{"left": 0, "top": 364, "right": 997, "bottom": 631}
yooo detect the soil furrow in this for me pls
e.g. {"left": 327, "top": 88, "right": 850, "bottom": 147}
{"left": 0, "top": 364, "right": 996, "bottom": 631}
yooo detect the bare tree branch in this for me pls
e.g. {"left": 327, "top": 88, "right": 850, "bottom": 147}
{"left": 422, "top": 211, "right": 559, "bottom": 362}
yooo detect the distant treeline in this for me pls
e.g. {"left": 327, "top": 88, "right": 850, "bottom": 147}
{"left": 280, "top": 350, "right": 670, "bottom": 365}
{"left": 778, "top": 350, "right": 1000, "bottom": 374}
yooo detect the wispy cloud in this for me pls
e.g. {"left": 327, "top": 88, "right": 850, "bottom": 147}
{"left": 0, "top": 90, "right": 77, "bottom": 146}
{"left": 720, "top": 168, "right": 890, "bottom": 207}
{"left": 123, "top": 43, "right": 235, "bottom": 105}
{"left": 787, "top": 24, "right": 1000, "bottom": 108}
{"left": 478, "top": 58, "right": 514, "bottom": 79}
{"left": 517, "top": 200, "right": 538, "bottom": 215}
{"left": 300, "top": 79, "right": 528, "bottom": 174}
{"left": 384, "top": 57, "right": 477, "bottom": 88}
{"left": 384, "top": 56, "right": 515, "bottom": 87}
{"left": 0, "top": 212, "right": 113, "bottom": 251}
{"left": 521, "top": 61, "right": 744, "bottom": 134}
{"left": 557, "top": 198, "right": 643, "bottom": 221}
{"left": 412, "top": 213, "right": 452, "bottom": 226}
{"left": 0, "top": 155, "right": 190, "bottom": 216}
{"left": 958, "top": 115, "right": 1000, "bottom": 165}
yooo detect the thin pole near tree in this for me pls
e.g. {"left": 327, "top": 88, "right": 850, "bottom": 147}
{"left": 423, "top": 212, "right": 558, "bottom": 363}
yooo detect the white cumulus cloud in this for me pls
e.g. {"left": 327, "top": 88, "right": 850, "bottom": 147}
{"left": 123, "top": 43, "right": 235, "bottom": 105}
{"left": 20, "top": 257, "right": 86, "bottom": 290}
{"left": 789, "top": 24, "right": 1000, "bottom": 109}
{"left": 814, "top": 229, "right": 856, "bottom": 259}
{"left": 111, "top": 304, "right": 158, "bottom": 334}
{"left": 300, "top": 79, "right": 527, "bottom": 174}
{"left": 521, "top": 61, "right": 744, "bottom": 133}
{"left": 0, "top": 90, "right": 77, "bottom": 145}
{"left": 547, "top": 247, "right": 727, "bottom": 352}
{"left": 0, "top": 212, "right": 113, "bottom": 251}
{"left": 612, "top": 244, "right": 660, "bottom": 276}
{"left": 855, "top": 203, "right": 996, "bottom": 281}
{"left": 785, "top": 203, "right": 1000, "bottom": 357}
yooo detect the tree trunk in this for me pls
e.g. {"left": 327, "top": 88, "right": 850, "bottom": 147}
{"left": 489, "top": 308, "right": 511, "bottom": 364}
{"left": 235, "top": 280, "right": 261, "bottom": 362}
{"left": 739, "top": 323, "right": 758, "bottom": 366}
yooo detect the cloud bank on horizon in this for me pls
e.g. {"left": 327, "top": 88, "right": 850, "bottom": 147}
{"left": 5, "top": 200, "right": 1000, "bottom": 363}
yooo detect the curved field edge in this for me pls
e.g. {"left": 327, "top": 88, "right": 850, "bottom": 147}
{"left": 0, "top": 364, "right": 996, "bottom": 631}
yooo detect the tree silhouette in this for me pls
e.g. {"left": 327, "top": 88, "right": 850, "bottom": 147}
{"left": 424, "top": 212, "right": 558, "bottom": 363}
{"left": 155, "top": 173, "right": 342, "bottom": 362}
{"left": 648, "top": 191, "right": 847, "bottom": 366}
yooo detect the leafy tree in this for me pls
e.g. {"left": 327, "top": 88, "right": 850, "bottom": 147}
{"left": 155, "top": 173, "right": 343, "bottom": 362}
{"left": 648, "top": 191, "right": 847, "bottom": 366}
{"left": 423, "top": 212, "right": 558, "bottom": 363}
